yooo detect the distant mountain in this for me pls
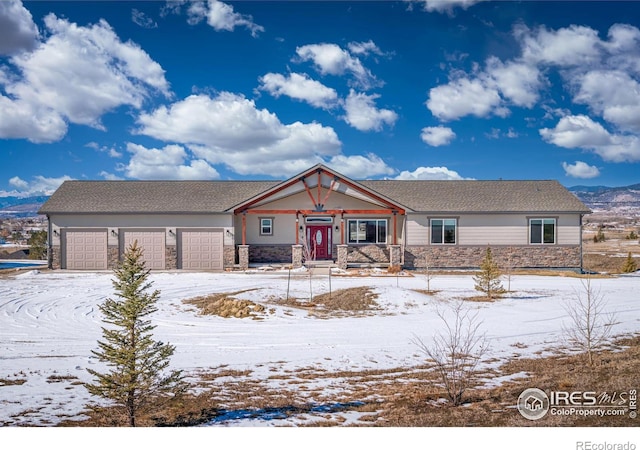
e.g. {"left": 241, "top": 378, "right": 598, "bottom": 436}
{"left": 569, "top": 183, "right": 640, "bottom": 213}
{"left": 0, "top": 195, "right": 49, "bottom": 218}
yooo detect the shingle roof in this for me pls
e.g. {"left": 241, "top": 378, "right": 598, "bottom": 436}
{"left": 362, "top": 180, "right": 591, "bottom": 213}
{"left": 39, "top": 180, "right": 279, "bottom": 214}
{"left": 39, "top": 178, "right": 590, "bottom": 215}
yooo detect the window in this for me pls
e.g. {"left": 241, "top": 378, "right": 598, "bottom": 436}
{"left": 347, "top": 219, "right": 387, "bottom": 244}
{"left": 530, "top": 218, "right": 555, "bottom": 244}
{"left": 431, "top": 219, "right": 456, "bottom": 244}
{"left": 259, "top": 218, "right": 273, "bottom": 236}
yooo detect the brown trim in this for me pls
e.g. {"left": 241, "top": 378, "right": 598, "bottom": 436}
{"left": 321, "top": 178, "right": 337, "bottom": 207}
{"left": 245, "top": 209, "right": 398, "bottom": 215}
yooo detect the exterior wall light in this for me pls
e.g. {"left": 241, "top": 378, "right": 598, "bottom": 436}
{"left": 111, "top": 230, "right": 118, "bottom": 237}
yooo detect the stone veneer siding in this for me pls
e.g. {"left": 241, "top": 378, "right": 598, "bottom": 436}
{"left": 50, "top": 245, "right": 61, "bottom": 269}
{"left": 223, "top": 245, "right": 235, "bottom": 269}
{"left": 249, "top": 244, "right": 292, "bottom": 264}
{"left": 107, "top": 245, "right": 119, "bottom": 269}
{"left": 404, "top": 245, "right": 582, "bottom": 269}
{"left": 165, "top": 245, "right": 177, "bottom": 269}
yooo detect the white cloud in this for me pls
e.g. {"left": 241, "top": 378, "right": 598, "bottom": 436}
{"left": 0, "top": 0, "right": 39, "bottom": 55}
{"left": 9, "top": 176, "right": 28, "bottom": 190}
{"left": 124, "top": 143, "right": 220, "bottom": 180}
{"left": 516, "top": 24, "right": 602, "bottom": 67}
{"left": 540, "top": 115, "right": 612, "bottom": 148}
{"left": 540, "top": 114, "right": 640, "bottom": 163}
{"left": 136, "top": 93, "right": 343, "bottom": 177}
{"left": 416, "top": 0, "right": 486, "bottom": 14}
{"left": 485, "top": 57, "right": 541, "bottom": 108}
{"left": 187, "top": 0, "right": 263, "bottom": 36}
{"left": 258, "top": 72, "right": 338, "bottom": 109}
{"left": 347, "top": 40, "right": 385, "bottom": 57}
{"left": 295, "top": 43, "right": 380, "bottom": 90}
{"left": 343, "top": 90, "right": 398, "bottom": 132}
{"left": 427, "top": 77, "right": 504, "bottom": 121}
{"left": 573, "top": 70, "right": 640, "bottom": 133}
{"left": 326, "top": 154, "right": 395, "bottom": 179}
{"left": 86, "top": 142, "right": 123, "bottom": 158}
{"left": 421, "top": 126, "right": 456, "bottom": 146}
{"left": 131, "top": 9, "right": 158, "bottom": 29}
{"left": 0, "top": 13, "right": 170, "bottom": 143}
{"left": 6, "top": 174, "right": 73, "bottom": 196}
{"left": 394, "top": 166, "right": 473, "bottom": 180}
{"left": 99, "top": 171, "right": 124, "bottom": 181}
{"left": 561, "top": 161, "right": 600, "bottom": 179}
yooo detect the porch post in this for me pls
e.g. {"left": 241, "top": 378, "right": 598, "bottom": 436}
{"left": 393, "top": 211, "right": 398, "bottom": 246}
{"left": 241, "top": 213, "right": 246, "bottom": 245}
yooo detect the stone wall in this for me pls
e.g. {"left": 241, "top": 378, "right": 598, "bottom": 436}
{"left": 249, "top": 244, "right": 292, "bottom": 263}
{"left": 404, "top": 245, "right": 582, "bottom": 269}
{"left": 343, "top": 244, "right": 390, "bottom": 265}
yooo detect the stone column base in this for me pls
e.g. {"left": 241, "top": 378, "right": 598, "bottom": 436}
{"left": 238, "top": 245, "right": 249, "bottom": 270}
{"left": 337, "top": 244, "right": 348, "bottom": 270}
{"left": 292, "top": 244, "right": 303, "bottom": 268}
{"left": 389, "top": 245, "right": 402, "bottom": 268}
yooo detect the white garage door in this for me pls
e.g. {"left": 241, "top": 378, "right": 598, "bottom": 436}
{"left": 179, "top": 230, "right": 223, "bottom": 270}
{"left": 65, "top": 230, "right": 107, "bottom": 270}
{"left": 122, "top": 231, "right": 166, "bottom": 270}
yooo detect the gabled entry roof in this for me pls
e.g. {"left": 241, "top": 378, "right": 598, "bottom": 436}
{"left": 230, "top": 164, "right": 408, "bottom": 214}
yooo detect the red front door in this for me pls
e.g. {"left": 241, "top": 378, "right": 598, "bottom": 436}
{"left": 307, "top": 225, "right": 332, "bottom": 260}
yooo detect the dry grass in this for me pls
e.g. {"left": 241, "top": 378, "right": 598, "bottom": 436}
{"left": 0, "top": 378, "right": 27, "bottom": 386}
{"left": 276, "top": 287, "right": 380, "bottom": 318}
{"left": 582, "top": 228, "right": 640, "bottom": 274}
{"left": 183, "top": 289, "right": 267, "bottom": 319}
{"left": 66, "top": 333, "right": 640, "bottom": 427}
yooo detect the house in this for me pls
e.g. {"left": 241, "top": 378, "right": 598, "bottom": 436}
{"left": 38, "top": 164, "right": 591, "bottom": 271}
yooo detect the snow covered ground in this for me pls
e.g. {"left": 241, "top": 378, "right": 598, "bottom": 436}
{"left": 0, "top": 268, "right": 639, "bottom": 427}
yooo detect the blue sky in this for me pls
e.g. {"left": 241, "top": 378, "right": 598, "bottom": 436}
{"left": 1, "top": 0, "right": 640, "bottom": 197}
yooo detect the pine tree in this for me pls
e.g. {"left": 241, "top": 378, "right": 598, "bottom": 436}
{"left": 86, "top": 241, "right": 185, "bottom": 426}
{"left": 473, "top": 247, "right": 505, "bottom": 300}
{"left": 621, "top": 252, "right": 638, "bottom": 273}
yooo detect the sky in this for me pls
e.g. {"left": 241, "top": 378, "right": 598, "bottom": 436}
{"left": 1, "top": 0, "right": 640, "bottom": 198}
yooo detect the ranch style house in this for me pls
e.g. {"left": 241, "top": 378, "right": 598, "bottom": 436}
{"left": 39, "top": 164, "right": 591, "bottom": 271}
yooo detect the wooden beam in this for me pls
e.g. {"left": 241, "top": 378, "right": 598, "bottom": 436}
{"left": 321, "top": 178, "right": 337, "bottom": 207}
{"left": 301, "top": 177, "right": 318, "bottom": 209}
{"left": 317, "top": 170, "right": 322, "bottom": 207}
{"left": 241, "top": 214, "right": 246, "bottom": 245}
{"left": 393, "top": 212, "right": 398, "bottom": 245}
{"left": 234, "top": 176, "right": 301, "bottom": 214}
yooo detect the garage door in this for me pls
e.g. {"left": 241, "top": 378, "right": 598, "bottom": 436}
{"left": 122, "top": 231, "right": 166, "bottom": 270}
{"left": 65, "top": 230, "right": 107, "bottom": 270}
{"left": 179, "top": 230, "right": 223, "bottom": 270}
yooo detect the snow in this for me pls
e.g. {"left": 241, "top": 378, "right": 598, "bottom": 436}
{"left": 1, "top": 269, "right": 639, "bottom": 427}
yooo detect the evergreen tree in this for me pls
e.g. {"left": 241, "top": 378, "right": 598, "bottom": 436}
{"left": 621, "top": 252, "right": 638, "bottom": 273}
{"left": 27, "top": 230, "right": 47, "bottom": 260}
{"left": 473, "top": 247, "right": 505, "bottom": 300}
{"left": 86, "top": 242, "right": 185, "bottom": 426}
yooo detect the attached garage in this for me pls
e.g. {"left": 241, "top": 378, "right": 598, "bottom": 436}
{"left": 179, "top": 229, "right": 224, "bottom": 270}
{"left": 64, "top": 230, "right": 108, "bottom": 270}
{"left": 122, "top": 230, "right": 166, "bottom": 270}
